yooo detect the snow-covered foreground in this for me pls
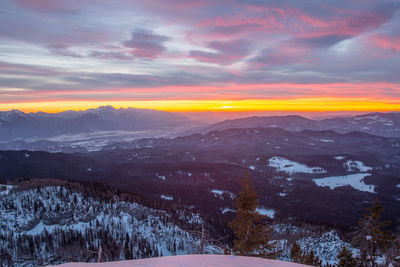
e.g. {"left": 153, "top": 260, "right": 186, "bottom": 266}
{"left": 54, "top": 255, "right": 310, "bottom": 267}
{"left": 313, "top": 173, "right": 375, "bottom": 193}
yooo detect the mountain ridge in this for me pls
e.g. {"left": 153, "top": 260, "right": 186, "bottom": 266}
{"left": 193, "top": 112, "right": 400, "bottom": 138}
{"left": 0, "top": 106, "right": 191, "bottom": 142}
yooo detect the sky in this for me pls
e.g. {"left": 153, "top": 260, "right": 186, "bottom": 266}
{"left": 0, "top": 0, "right": 400, "bottom": 113}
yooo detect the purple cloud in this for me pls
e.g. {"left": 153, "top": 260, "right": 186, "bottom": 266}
{"left": 123, "top": 29, "right": 170, "bottom": 59}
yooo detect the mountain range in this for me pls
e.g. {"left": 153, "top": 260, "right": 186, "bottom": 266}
{"left": 0, "top": 106, "right": 190, "bottom": 142}
{"left": 193, "top": 112, "right": 400, "bottom": 138}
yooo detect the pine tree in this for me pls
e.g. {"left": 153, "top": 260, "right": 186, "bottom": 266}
{"left": 353, "top": 199, "right": 391, "bottom": 267}
{"left": 228, "top": 175, "right": 276, "bottom": 257}
{"left": 337, "top": 246, "right": 357, "bottom": 267}
{"left": 290, "top": 242, "right": 303, "bottom": 263}
{"left": 124, "top": 233, "right": 132, "bottom": 260}
{"left": 303, "top": 250, "right": 322, "bottom": 266}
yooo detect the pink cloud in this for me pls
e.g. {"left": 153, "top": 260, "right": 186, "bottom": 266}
{"left": 368, "top": 34, "right": 400, "bottom": 52}
{"left": 193, "top": 6, "right": 391, "bottom": 43}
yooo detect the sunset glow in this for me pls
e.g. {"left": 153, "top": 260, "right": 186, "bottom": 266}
{"left": 1, "top": 98, "right": 399, "bottom": 114}
{"left": 0, "top": 0, "right": 399, "bottom": 112}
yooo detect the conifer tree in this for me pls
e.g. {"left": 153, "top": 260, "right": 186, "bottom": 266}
{"left": 337, "top": 246, "right": 357, "bottom": 267}
{"left": 290, "top": 242, "right": 303, "bottom": 263}
{"left": 303, "top": 250, "right": 322, "bottom": 266}
{"left": 228, "top": 175, "right": 276, "bottom": 257}
{"left": 353, "top": 199, "right": 391, "bottom": 267}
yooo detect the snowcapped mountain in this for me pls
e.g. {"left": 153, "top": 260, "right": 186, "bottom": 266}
{"left": 0, "top": 106, "right": 191, "bottom": 142}
{"left": 196, "top": 112, "right": 400, "bottom": 137}
{"left": 0, "top": 109, "right": 31, "bottom": 122}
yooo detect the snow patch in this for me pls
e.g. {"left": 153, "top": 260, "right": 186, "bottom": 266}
{"left": 0, "top": 184, "right": 13, "bottom": 196}
{"left": 26, "top": 221, "right": 48, "bottom": 235}
{"left": 334, "top": 156, "right": 345, "bottom": 160}
{"left": 313, "top": 173, "right": 375, "bottom": 193}
{"left": 210, "top": 189, "right": 235, "bottom": 200}
{"left": 256, "top": 207, "right": 275, "bottom": 218}
{"left": 160, "top": 194, "right": 173, "bottom": 201}
{"left": 320, "top": 139, "right": 334, "bottom": 143}
{"left": 156, "top": 173, "right": 166, "bottom": 181}
{"left": 220, "top": 207, "right": 235, "bottom": 214}
{"left": 344, "top": 160, "right": 372, "bottom": 172}
{"left": 268, "top": 156, "right": 327, "bottom": 175}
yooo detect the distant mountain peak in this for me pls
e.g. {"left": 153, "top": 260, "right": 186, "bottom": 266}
{"left": 0, "top": 109, "right": 30, "bottom": 121}
{"left": 96, "top": 105, "right": 117, "bottom": 111}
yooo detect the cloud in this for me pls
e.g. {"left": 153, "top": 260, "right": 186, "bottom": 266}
{"left": 47, "top": 43, "right": 84, "bottom": 58}
{"left": 123, "top": 29, "right": 170, "bottom": 59}
{"left": 189, "top": 39, "right": 251, "bottom": 65}
{"left": 0, "top": 0, "right": 399, "bottom": 107}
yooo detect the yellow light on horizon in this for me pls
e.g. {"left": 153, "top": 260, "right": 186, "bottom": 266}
{"left": 0, "top": 98, "right": 399, "bottom": 113}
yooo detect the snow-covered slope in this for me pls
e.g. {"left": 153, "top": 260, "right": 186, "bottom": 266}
{"left": 54, "top": 255, "right": 311, "bottom": 267}
{"left": 0, "top": 181, "right": 220, "bottom": 266}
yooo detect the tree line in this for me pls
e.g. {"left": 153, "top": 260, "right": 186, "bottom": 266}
{"left": 228, "top": 175, "right": 400, "bottom": 266}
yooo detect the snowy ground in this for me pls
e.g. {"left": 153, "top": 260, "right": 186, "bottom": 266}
{"left": 268, "top": 157, "right": 327, "bottom": 175}
{"left": 0, "top": 184, "right": 13, "bottom": 196}
{"left": 256, "top": 207, "right": 275, "bottom": 219}
{"left": 313, "top": 173, "right": 375, "bottom": 193}
{"left": 54, "top": 255, "right": 311, "bottom": 267}
{"left": 210, "top": 189, "right": 235, "bottom": 200}
{"left": 343, "top": 160, "right": 372, "bottom": 172}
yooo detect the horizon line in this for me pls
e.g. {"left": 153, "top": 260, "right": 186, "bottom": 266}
{"left": 1, "top": 98, "right": 400, "bottom": 113}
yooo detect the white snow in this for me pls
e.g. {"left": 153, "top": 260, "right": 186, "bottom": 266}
{"left": 278, "top": 192, "right": 287, "bottom": 197}
{"left": 313, "top": 173, "right": 375, "bottom": 193}
{"left": 220, "top": 207, "right": 235, "bottom": 214}
{"left": 24, "top": 153, "right": 30, "bottom": 158}
{"left": 211, "top": 190, "right": 235, "bottom": 200}
{"left": 334, "top": 156, "right": 345, "bottom": 160}
{"left": 26, "top": 221, "right": 47, "bottom": 235}
{"left": 296, "top": 230, "right": 358, "bottom": 266}
{"left": 156, "top": 173, "right": 166, "bottom": 181}
{"left": 320, "top": 139, "right": 334, "bottom": 143}
{"left": 268, "top": 156, "right": 327, "bottom": 175}
{"left": 249, "top": 166, "right": 256, "bottom": 170}
{"left": 160, "top": 194, "right": 173, "bottom": 201}
{"left": 0, "top": 184, "right": 13, "bottom": 196}
{"left": 53, "top": 255, "right": 309, "bottom": 267}
{"left": 344, "top": 160, "right": 372, "bottom": 172}
{"left": 396, "top": 184, "right": 400, "bottom": 188}
{"left": 256, "top": 207, "right": 275, "bottom": 218}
